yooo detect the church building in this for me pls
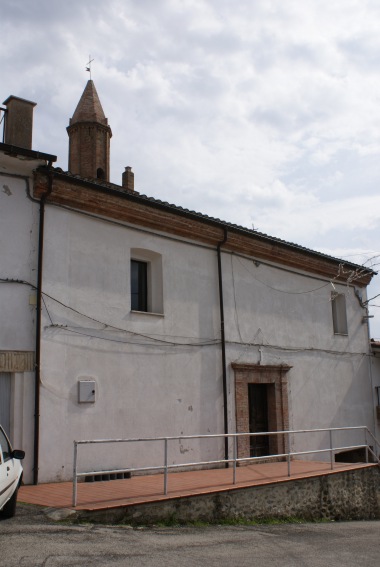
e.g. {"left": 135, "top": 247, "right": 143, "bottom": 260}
{"left": 0, "top": 82, "right": 379, "bottom": 484}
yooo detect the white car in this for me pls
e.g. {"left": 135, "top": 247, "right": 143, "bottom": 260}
{"left": 0, "top": 425, "right": 24, "bottom": 518}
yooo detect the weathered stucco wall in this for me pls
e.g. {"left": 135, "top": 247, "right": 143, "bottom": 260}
{"left": 38, "top": 206, "right": 224, "bottom": 481}
{"left": 1, "top": 153, "right": 378, "bottom": 485}
{"left": 0, "top": 159, "right": 44, "bottom": 483}
{"left": 34, "top": 203, "right": 377, "bottom": 483}
{"left": 0, "top": 165, "right": 39, "bottom": 350}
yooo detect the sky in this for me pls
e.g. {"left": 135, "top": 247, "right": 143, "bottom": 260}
{"left": 3, "top": 0, "right": 380, "bottom": 336}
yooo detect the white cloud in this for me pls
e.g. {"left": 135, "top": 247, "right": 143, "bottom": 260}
{"left": 3, "top": 0, "right": 380, "bottom": 330}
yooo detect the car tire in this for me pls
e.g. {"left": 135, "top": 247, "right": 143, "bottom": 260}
{"left": 2, "top": 488, "right": 18, "bottom": 519}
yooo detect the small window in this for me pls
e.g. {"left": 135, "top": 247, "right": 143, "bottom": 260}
{"left": 131, "top": 260, "right": 148, "bottom": 312}
{"left": 331, "top": 293, "right": 348, "bottom": 335}
{"left": 130, "top": 248, "right": 163, "bottom": 314}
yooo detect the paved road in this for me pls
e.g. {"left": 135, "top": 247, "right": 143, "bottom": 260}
{"left": 1, "top": 504, "right": 379, "bottom": 566}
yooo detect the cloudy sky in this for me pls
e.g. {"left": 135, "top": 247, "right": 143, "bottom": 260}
{"left": 3, "top": 0, "right": 380, "bottom": 335}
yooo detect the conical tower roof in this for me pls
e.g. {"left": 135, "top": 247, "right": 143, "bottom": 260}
{"left": 69, "top": 80, "right": 108, "bottom": 126}
{"left": 67, "top": 80, "right": 112, "bottom": 181}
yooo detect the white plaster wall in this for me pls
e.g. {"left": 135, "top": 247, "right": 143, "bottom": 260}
{"left": 39, "top": 206, "right": 224, "bottom": 482}
{"left": 369, "top": 354, "right": 380, "bottom": 441}
{"left": 37, "top": 204, "right": 376, "bottom": 482}
{"left": 223, "top": 254, "right": 375, "bottom": 460}
{"left": 0, "top": 165, "right": 39, "bottom": 349}
{"left": 0, "top": 154, "right": 46, "bottom": 483}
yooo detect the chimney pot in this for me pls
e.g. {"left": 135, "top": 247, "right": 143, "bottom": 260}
{"left": 122, "top": 166, "right": 134, "bottom": 192}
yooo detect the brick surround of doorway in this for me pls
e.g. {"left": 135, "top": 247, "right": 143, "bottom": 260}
{"left": 232, "top": 363, "right": 291, "bottom": 460}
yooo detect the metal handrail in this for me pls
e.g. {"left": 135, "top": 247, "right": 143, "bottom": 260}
{"left": 365, "top": 428, "right": 380, "bottom": 454}
{"left": 72, "top": 426, "right": 380, "bottom": 506}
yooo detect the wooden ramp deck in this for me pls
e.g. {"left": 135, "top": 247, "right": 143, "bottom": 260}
{"left": 18, "top": 460, "right": 376, "bottom": 512}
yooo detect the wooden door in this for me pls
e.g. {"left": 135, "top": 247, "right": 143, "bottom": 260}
{"left": 248, "top": 383, "right": 270, "bottom": 457}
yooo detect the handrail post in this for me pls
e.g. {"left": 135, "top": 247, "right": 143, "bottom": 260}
{"left": 329, "top": 429, "right": 333, "bottom": 470}
{"left": 233, "top": 435, "right": 237, "bottom": 485}
{"left": 164, "top": 438, "right": 168, "bottom": 495}
{"left": 364, "top": 428, "right": 369, "bottom": 463}
{"left": 287, "top": 431, "right": 291, "bottom": 477}
{"left": 72, "top": 441, "right": 78, "bottom": 507}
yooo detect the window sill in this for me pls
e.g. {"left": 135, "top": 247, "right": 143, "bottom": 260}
{"left": 131, "top": 310, "right": 164, "bottom": 317}
{"left": 333, "top": 332, "right": 348, "bottom": 337}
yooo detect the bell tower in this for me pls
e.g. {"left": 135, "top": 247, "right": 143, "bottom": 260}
{"left": 67, "top": 80, "right": 112, "bottom": 181}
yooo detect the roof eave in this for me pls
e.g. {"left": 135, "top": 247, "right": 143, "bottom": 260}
{"left": 34, "top": 166, "right": 376, "bottom": 283}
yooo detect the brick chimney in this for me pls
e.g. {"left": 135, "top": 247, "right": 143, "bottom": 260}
{"left": 3, "top": 96, "right": 37, "bottom": 150}
{"left": 122, "top": 166, "right": 134, "bottom": 192}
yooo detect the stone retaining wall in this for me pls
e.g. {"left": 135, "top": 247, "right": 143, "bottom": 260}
{"left": 76, "top": 466, "right": 380, "bottom": 525}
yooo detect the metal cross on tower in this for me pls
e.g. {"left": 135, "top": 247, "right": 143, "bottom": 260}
{"left": 86, "top": 55, "right": 94, "bottom": 79}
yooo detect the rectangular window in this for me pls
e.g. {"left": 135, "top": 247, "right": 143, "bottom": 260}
{"left": 131, "top": 260, "right": 148, "bottom": 312}
{"left": 331, "top": 293, "right": 348, "bottom": 335}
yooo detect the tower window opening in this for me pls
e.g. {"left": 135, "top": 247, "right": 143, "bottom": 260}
{"left": 97, "top": 168, "right": 105, "bottom": 180}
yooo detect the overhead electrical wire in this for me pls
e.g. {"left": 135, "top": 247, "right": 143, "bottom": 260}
{"left": 234, "top": 254, "right": 372, "bottom": 301}
{"left": 234, "top": 255, "right": 332, "bottom": 294}
{"left": 48, "top": 325, "right": 219, "bottom": 348}
{"left": 0, "top": 277, "right": 219, "bottom": 348}
{"left": 228, "top": 258, "right": 369, "bottom": 359}
{"left": 41, "top": 290, "right": 219, "bottom": 346}
{"left": 364, "top": 292, "right": 380, "bottom": 306}
{"left": 227, "top": 340, "right": 368, "bottom": 358}
{"left": 0, "top": 273, "right": 373, "bottom": 356}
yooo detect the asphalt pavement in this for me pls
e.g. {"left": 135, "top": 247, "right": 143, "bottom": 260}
{"left": 1, "top": 504, "right": 379, "bottom": 566}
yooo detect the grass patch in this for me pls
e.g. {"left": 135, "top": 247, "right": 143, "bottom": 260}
{"left": 134, "top": 515, "right": 332, "bottom": 528}
{"left": 217, "top": 516, "right": 306, "bottom": 526}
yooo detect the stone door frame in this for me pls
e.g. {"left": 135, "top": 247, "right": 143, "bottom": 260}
{"left": 232, "top": 363, "right": 291, "bottom": 460}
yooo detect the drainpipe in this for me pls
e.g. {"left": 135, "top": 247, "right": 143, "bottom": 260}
{"left": 33, "top": 166, "right": 53, "bottom": 485}
{"left": 217, "top": 228, "right": 229, "bottom": 465}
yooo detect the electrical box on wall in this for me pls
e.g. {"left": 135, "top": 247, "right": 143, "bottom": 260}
{"left": 78, "top": 380, "right": 96, "bottom": 403}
